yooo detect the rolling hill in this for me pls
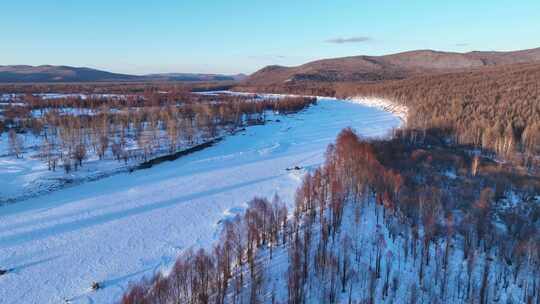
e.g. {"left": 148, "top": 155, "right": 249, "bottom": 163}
{"left": 0, "top": 65, "right": 142, "bottom": 83}
{"left": 242, "top": 47, "right": 540, "bottom": 87}
{"left": 0, "top": 65, "right": 246, "bottom": 83}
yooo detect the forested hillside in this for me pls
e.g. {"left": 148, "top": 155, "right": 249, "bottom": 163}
{"left": 121, "top": 128, "right": 540, "bottom": 303}
{"left": 339, "top": 63, "right": 540, "bottom": 165}
{"left": 238, "top": 62, "right": 540, "bottom": 168}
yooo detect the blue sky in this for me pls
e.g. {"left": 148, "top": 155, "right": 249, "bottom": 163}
{"left": 1, "top": 0, "right": 539, "bottom": 74}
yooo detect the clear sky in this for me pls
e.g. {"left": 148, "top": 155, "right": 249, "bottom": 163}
{"left": 2, "top": 0, "right": 539, "bottom": 75}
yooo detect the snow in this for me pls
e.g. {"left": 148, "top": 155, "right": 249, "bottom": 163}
{"left": 0, "top": 114, "right": 226, "bottom": 203}
{"left": 0, "top": 151, "right": 138, "bottom": 203}
{"left": 349, "top": 96, "right": 409, "bottom": 123}
{"left": 201, "top": 91, "right": 410, "bottom": 122}
{"left": 0, "top": 94, "right": 20, "bottom": 102}
{"left": 444, "top": 169, "right": 458, "bottom": 179}
{"left": 37, "top": 93, "right": 125, "bottom": 100}
{"left": 243, "top": 194, "right": 529, "bottom": 303}
{"left": 0, "top": 131, "right": 141, "bottom": 203}
{"left": 0, "top": 93, "right": 126, "bottom": 101}
{"left": 0, "top": 97, "right": 401, "bottom": 303}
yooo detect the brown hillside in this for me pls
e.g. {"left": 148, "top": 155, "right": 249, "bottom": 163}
{"left": 243, "top": 47, "right": 540, "bottom": 86}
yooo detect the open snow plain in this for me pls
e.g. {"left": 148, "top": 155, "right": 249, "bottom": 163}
{"left": 0, "top": 97, "right": 401, "bottom": 303}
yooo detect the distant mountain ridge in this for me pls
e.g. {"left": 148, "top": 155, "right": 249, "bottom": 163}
{"left": 0, "top": 65, "right": 246, "bottom": 83}
{"left": 5, "top": 47, "right": 540, "bottom": 84}
{"left": 243, "top": 47, "right": 540, "bottom": 86}
{"left": 145, "top": 73, "right": 247, "bottom": 82}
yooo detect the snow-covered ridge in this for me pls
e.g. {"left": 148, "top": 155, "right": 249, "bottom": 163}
{"left": 348, "top": 96, "right": 409, "bottom": 123}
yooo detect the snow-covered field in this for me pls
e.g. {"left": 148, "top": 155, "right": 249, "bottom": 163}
{"left": 0, "top": 123, "right": 223, "bottom": 203}
{"left": 0, "top": 97, "right": 401, "bottom": 303}
{"left": 0, "top": 131, "right": 137, "bottom": 202}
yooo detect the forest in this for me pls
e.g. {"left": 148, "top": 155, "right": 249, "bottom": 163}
{"left": 237, "top": 62, "right": 540, "bottom": 169}
{"left": 3, "top": 62, "right": 538, "bottom": 303}
{"left": 0, "top": 86, "right": 315, "bottom": 177}
{"left": 120, "top": 128, "right": 540, "bottom": 303}
{"left": 116, "top": 62, "right": 540, "bottom": 303}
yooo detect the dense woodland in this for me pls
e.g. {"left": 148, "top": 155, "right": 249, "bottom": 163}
{"left": 121, "top": 128, "right": 540, "bottom": 303}
{"left": 342, "top": 63, "right": 540, "bottom": 166}
{"left": 238, "top": 63, "right": 540, "bottom": 169}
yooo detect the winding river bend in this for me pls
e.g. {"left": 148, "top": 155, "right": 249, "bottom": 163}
{"left": 0, "top": 96, "right": 401, "bottom": 303}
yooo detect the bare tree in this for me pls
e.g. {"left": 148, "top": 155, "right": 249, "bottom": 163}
{"left": 8, "top": 129, "right": 23, "bottom": 158}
